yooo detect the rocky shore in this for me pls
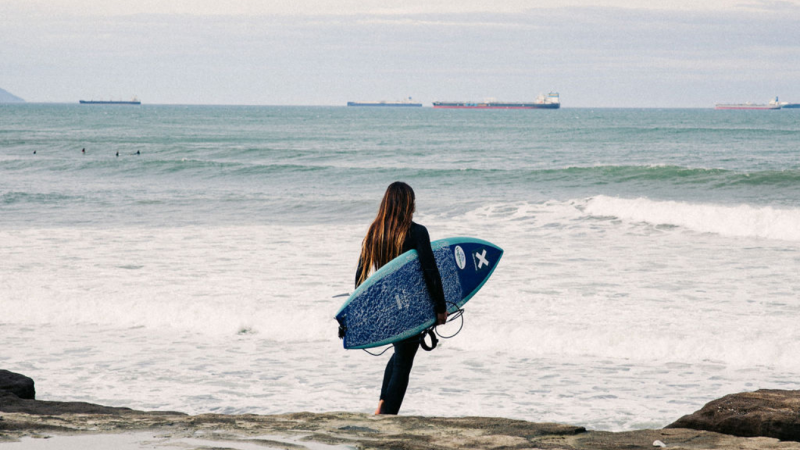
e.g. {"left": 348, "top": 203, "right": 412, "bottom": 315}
{"left": 3, "top": 370, "right": 800, "bottom": 449}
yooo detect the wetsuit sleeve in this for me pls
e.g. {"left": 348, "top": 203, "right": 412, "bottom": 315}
{"left": 355, "top": 258, "right": 365, "bottom": 289}
{"left": 413, "top": 225, "right": 447, "bottom": 314}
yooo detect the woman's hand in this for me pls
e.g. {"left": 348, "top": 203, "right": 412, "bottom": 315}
{"left": 436, "top": 311, "right": 448, "bottom": 325}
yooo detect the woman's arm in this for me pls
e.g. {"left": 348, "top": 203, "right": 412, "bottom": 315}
{"left": 413, "top": 225, "right": 448, "bottom": 324}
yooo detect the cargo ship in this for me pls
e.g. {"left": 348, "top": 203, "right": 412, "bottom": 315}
{"left": 347, "top": 97, "right": 421, "bottom": 107}
{"left": 433, "top": 92, "right": 560, "bottom": 109}
{"left": 79, "top": 96, "right": 141, "bottom": 105}
{"left": 715, "top": 97, "right": 780, "bottom": 110}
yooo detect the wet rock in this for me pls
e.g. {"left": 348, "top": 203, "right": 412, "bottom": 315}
{"left": 0, "top": 370, "right": 35, "bottom": 400}
{"left": 667, "top": 389, "right": 800, "bottom": 442}
{"left": 4, "top": 388, "right": 800, "bottom": 449}
{"left": 0, "top": 390, "right": 183, "bottom": 416}
{"left": 3, "top": 408, "right": 800, "bottom": 449}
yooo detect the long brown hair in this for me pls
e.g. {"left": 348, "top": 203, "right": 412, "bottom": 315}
{"left": 357, "top": 182, "right": 415, "bottom": 286}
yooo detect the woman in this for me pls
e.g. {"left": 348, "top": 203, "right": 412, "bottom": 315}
{"left": 355, "top": 181, "right": 448, "bottom": 415}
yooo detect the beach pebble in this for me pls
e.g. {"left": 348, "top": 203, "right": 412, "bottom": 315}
{"left": 653, "top": 440, "right": 667, "bottom": 447}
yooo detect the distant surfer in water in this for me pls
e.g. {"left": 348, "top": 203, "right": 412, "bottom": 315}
{"left": 355, "top": 181, "right": 447, "bottom": 415}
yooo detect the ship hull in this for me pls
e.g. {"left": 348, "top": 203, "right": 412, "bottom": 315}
{"left": 781, "top": 104, "right": 800, "bottom": 109}
{"left": 79, "top": 100, "right": 141, "bottom": 105}
{"left": 347, "top": 102, "right": 422, "bottom": 107}
{"left": 714, "top": 105, "right": 780, "bottom": 110}
{"left": 432, "top": 102, "right": 559, "bottom": 109}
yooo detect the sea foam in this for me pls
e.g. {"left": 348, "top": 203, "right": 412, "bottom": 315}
{"left": 584, "top": 195, "right": 800, "bottom": 242}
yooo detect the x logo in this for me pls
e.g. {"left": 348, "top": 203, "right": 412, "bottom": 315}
{"left": 475, "top": 249, "right": 489, "bottom": 269}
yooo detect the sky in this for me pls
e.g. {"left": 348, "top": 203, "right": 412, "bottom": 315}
{"left": 2, "top": 0, "right": 800, "bottom": 107}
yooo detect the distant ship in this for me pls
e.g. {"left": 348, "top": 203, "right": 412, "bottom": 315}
{"left": 80, "top": 96, "right": 141, "bottom": 105}
{"left": 715, "top": 97, "right": 781, "bottom": 110}
{"left": 433, "top": 92, "right": 560, "bottom": 109}
{"left": 347, "top": 97, "right": 422, "bottom": 107}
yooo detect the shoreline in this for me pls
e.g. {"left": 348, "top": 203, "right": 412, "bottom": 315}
{"left": 3, "top": 393, "right": 800, "bottom": 449}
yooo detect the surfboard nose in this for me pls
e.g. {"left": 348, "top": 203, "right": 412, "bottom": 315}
{"left": 451, "top": 241, "right": 503, "bottom": 301}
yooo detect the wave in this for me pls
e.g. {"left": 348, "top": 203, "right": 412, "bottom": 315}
{"left": 111, "top": 159, "right": 335, "bottom": 176}
{"left": 584, "top": 195, "right": 800, "bottom": 242}
{"left": 6, "top": 156, "right": 800, "bottom": 187}
{"left": 148, "top": 163, "right": 800, "bottom": 190}
{"left": 528, "top": 165, "right": 800, "bottom": 187}
{"left": 0, "top": 157, "right": 338, "bottom": 177}
{"left": 1, "top": 191, "right": 80, "bottom": 205}
{"left": 3, "top": 204, "right": 798, "bottom": 372}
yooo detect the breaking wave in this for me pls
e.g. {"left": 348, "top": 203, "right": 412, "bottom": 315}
{"left": 584, "top": 195, "right": 800, "bottom": 241}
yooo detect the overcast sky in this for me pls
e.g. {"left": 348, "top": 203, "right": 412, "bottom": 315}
{"left": 2, "top": 0, "right": 799, "bottom": 107}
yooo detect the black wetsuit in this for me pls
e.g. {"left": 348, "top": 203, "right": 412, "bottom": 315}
{"left": 355, "top": 222, "right": 446, "bottom": 414}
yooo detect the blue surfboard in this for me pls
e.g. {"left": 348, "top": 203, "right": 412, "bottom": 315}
{"left": 335, "top": 237, "right": 503, "bottom": 349}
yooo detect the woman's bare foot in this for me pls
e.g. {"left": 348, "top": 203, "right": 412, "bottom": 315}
{"left": 374, "top": 399, "right": 384, "bottom": 415}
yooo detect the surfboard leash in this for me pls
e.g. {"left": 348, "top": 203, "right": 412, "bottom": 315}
{"left": 419, "top": 328, "right": 439, "bottom": 351}
{"left": 362, "top": 346, "right": 393, "bottom": 356}
{"left": 435, "top": 302, "right": 465, "bottom": 340}
{"left": 358, "top": 301, "right": 466, "bottom": 356}
{"left": 420, "top": 302, "right": 465, "bottom": 351}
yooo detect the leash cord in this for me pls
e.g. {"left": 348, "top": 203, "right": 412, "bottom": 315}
{"left": 435, "top": 303, "right": 465, "bottom": 339}
{"left": 362, "top": 346, "right": 393, "bottom": 357}
{"left": 361, "top": 301, "right": 465, "bottom": 356}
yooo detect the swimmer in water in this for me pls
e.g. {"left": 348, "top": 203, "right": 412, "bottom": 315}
{"left": 116, "top": 151, "right": 119, "bottom": 157}
{"left": 82, "top": 148, "right": 85, "bottom": 154}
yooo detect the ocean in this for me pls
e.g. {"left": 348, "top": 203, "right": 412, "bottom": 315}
{"left": 1, "top": 104, "right": 799, "bottom": 431}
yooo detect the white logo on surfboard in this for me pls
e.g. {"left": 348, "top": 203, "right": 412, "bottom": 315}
{"left": 454, "top": 246, "right": 466, "bottom": 270}
{"left": 475, "top": 249, "right": 489, "bottom": 269}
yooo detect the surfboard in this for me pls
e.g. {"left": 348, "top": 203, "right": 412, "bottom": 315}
{"left": 335, "top": 237, "right": 503, "bottom": 349}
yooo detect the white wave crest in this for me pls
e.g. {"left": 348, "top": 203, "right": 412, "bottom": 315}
{"left": 584, "top": 195, "right": 800, "bottom": 242}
